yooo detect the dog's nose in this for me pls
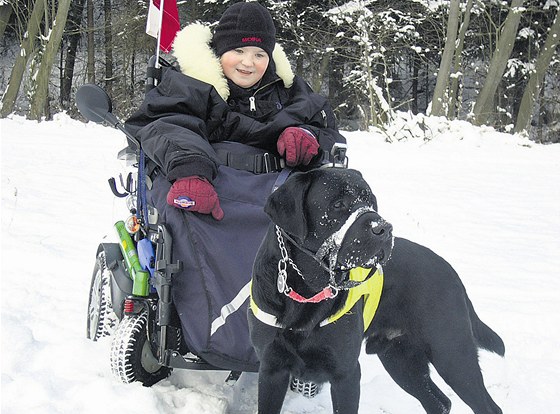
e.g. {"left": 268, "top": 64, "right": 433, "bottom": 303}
{"left": 372, "top": 220, "right": 393, "bottom": 239}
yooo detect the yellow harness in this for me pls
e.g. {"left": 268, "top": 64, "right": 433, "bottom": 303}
{"left": 250, "top": 267, "right": 383, "bottom": 331}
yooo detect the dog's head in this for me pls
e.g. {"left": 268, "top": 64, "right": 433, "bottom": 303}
{"left": 265, "top": 168, "right": 393, "bottom": 283}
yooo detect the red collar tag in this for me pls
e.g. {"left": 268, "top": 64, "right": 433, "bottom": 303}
{"left": 286, "top": 286, "right": 336, "bottom": 303}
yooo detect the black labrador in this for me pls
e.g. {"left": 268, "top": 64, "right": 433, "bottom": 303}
{"left": 248, "top": 168, "right": 504, "bottom": 414}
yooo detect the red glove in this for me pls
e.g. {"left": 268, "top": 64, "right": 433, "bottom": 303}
{"left": 277, "top": 127, "right": 320, "bottom": 167}
{"left": 167, "top": 176, "right": 224, "bottom": 221}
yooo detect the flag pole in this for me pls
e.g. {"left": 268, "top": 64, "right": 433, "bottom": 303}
{"left": 155, "top": 0, "right": 165, "bottom": 69}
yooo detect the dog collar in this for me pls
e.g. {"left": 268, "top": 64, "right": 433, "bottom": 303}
{"left": 275, "top": 225, "right": 339, "bottom": 303}
{"left": 250, "top": 267, "right": 383, "bottom": 330}
{"left": 285, "top": 286, "right": 337, "bottom": 303}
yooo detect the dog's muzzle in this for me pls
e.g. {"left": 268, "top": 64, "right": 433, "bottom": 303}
{"left": 335, "top": 210, "right": 393, "bottom": 273}
{"left": 315, "top": 206, "right": 391, "bottom": 271}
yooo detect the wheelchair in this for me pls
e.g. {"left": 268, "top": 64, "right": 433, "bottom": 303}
{"left": 77, "top": 57, "right": 348, "bottom": 392}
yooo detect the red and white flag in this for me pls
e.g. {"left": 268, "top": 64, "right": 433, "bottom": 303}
{"left": 146, "top": 0, "right": 180, "bottom": 53}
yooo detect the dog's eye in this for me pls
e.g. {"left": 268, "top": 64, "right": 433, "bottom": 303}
{"left": 332, "top": 200, "right": 345, "bottom": 210}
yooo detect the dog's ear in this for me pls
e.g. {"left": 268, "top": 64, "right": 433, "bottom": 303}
{"left": 346, "top": 169, "right": 379, "bottom": 211}
{"left": 347, "top": 168, "right": 363, "bottom": 179}
{"left": 264, "top": 173, "right": 311, "bottom": 239}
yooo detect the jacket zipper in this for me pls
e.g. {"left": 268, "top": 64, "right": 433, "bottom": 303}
{"left": 249, "top": 97, "right": 256, "bottom": 111}
{"left": 249, "top": 78, "right": 282, "bottom": 112}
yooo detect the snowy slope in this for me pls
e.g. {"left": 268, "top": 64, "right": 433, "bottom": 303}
{"left": 1, "top": 113, "right": 559, "bottom": 413}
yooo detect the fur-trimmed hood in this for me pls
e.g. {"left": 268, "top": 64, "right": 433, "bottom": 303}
{"left": 172, "top": 23, "right": 294, "bottom": 101}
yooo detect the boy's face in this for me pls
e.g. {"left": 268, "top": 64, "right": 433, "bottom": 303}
{"left": 220, "top": 46, "right": 270, "bottom": 89}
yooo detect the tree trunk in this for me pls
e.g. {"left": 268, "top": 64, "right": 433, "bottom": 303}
{"left": 0, "top": 0, "right": 46, "bottom": 118}
{"left": 448, "top": 0, "right": 474, "bottom": 119}
{"left": 364, "top": 47, "right": 379, "bottom": 126}
{"left": 0, "top": 3, "right": 13, "bottom": 41}
{"left": 60, "top": 0, "right": 86, "bottom": 107}
{"left": 425, "top": 61, "right": 429, "bottom": 111}
{"left": 515, "top": 7, "right": 560, "bottom": 133}
{"left": 295, "top": 55, "right": 304, "bottom": 78}
{"left": 411, "top": 54, "right": 419, "bottom": 115}
{"left": 104, "top": 0, "right": 113, "bottom": 96}
{"left": 311, "top": 52, "right": 331, "bottom": 93}
{"left": 87, "top": 0, "right": 95, "bottom": 83}
{"left": 472, "top": 0, "right": 525, "bottom": 126}
{"left": 328, "top": 54, "right": 345, "bottom": 117}
{"left": 29, "top": 0, "right": 72, "bottom": 120}
{"left": 430, "top": 0, "right": 460, "bottom": 117}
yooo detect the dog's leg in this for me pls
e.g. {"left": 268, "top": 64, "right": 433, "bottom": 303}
{"left": 257, "top": 366, "right": 290, "bottom": 414}
{"left": 371, "top": 338, "right": 451, "bottom": 414}
{"left": 430, "top": 338, "right": 502, "bottom": 414}
{"left": 330, "top": 362, "right": 361, "bottom": 414}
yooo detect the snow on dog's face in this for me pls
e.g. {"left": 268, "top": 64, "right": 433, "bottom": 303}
{"left": 265, "top": 168, "right": 393, "bottom": 282}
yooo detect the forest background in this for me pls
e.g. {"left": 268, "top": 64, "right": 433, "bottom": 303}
{"left": 0, "top": 0, "right": 559, "bottom": 143}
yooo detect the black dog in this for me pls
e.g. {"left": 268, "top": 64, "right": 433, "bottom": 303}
{"left": 249, "top": 168, "right": 504, "bottom": 414}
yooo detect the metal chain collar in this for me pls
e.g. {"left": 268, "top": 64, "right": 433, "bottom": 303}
{"left": 274, "top": 213, "right": 379, "bottom": 295}
{"left": 275, "top": 225, "right": 305, "bottom": 295}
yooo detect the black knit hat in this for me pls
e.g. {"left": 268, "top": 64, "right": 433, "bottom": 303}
{"left": 214, "top": 2, "right": 276, "bottom": 57}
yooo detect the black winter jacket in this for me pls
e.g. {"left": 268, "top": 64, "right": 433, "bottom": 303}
{"left": 125, "top": 23, "right": 346, "bottom": 183}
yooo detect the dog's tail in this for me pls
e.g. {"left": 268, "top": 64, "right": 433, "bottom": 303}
{"left": 468, "top": 297, "right": 505, "bottom": 357}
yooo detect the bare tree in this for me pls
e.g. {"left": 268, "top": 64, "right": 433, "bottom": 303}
{"left": 447, "top": 0, "right": 474, "bottom": 119}
{"left": 515, "top": 6, "right": 560, "bottom": 133}
{"left": 430, "top": 0, "right": 460, "bottom": 117}
{"left": 60, "top": 0, "right": 86, "bottom": 108}
{"left": 0, "top": 2, "right": 13, "bottom": 41}
{"left": 29, "top": 0, "right": 72, "bottom": 120}
{"left": 104, "top": 0, "right": 113, "bottom": 96}
{"left": 86, "top": 0, "right": 95, "bottom": 83}
{"left": 1, "top": 0, "right": 45, "bottom": 117}
{"left": 471, "top": 0, "right": 525, "bottom": 126}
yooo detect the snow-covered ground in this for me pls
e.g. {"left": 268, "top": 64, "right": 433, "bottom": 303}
{"left": 1, "top": 112, "right": 559, "bottom": 413}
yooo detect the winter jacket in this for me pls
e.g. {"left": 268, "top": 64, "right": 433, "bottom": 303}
{"left": 125, "top": 23, "right": 346, "bottom": 183}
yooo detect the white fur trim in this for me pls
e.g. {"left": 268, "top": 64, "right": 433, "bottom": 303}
{"left": 272, "top": 44, "right": 294, "bottom": 88}
{"left": 173, "top": 23, "right": 230, "bottom": 100}
{"left": 172, "top": 23, "right": 294, "bottom": 100}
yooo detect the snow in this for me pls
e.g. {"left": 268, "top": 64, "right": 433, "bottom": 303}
{"left": 2, "top": 112, "right": 560, "bottom": 413}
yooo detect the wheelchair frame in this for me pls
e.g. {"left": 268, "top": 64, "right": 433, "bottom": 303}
{"left": 81, "top": 55, "right": 348, "bottom": 388}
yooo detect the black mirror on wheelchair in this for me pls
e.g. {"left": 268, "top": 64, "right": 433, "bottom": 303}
{"left": 76, "top": 84, "right": 141, "bottom": 150}
{"left": 76, "top": 84, "right": 114, "bottom": 124}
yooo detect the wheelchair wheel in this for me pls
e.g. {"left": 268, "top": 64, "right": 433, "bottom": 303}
{"left": 290, "top": 376, "right": 321, "bottom": 398}
{"left": 87, "top": 250, "right": 118, "bottom": 341}
{"left": 110, "top": 309, "right": 173, "bottom": 386}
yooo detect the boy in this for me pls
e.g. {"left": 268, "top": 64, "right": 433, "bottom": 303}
{"left": 126, "top": 1, "right": 346, "bottom": 220}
